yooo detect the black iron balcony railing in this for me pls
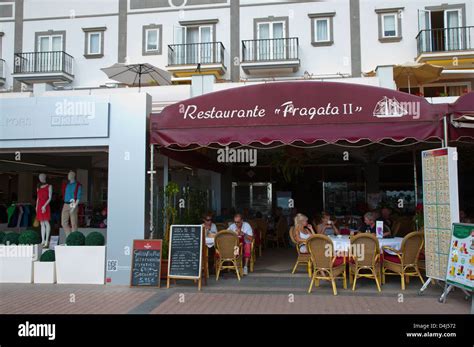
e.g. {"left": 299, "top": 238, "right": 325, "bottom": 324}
{"left": 416, "top": 26, "right": 474, "bottom": 55}
{"left": 0, "top": 59, "right": 5, "bottom": 79}
{"left": 13, "top": 51, "right": 74, "bottom": 75}
{"left": 242, "top": 37, "right": 299, "bottom": 63}
{"left": 168, "top": 42, "right": 225, "bottom": 66}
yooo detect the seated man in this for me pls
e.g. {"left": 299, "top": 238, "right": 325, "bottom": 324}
{"left": 358, "top": 211, "right": 391, "bottom": 237}
{"left": 228, "top": 213, "right": 253, "bottom": 275}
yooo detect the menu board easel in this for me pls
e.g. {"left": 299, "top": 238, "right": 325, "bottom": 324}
{"left": 440, "top": 223, "right": 473, "bottom": 304}
{"left": 419, "top": 147, "right": 459, "bottom": 294}
{"left": 167, "top": 225, "right": 204, "bottom": 290}
{"left": 130, "top": 240, "right": 162, "bottom": 287}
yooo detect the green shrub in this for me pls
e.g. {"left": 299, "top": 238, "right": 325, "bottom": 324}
{"left": 40, "top": 250, "right": 55, "bottom": 262}
{"left": 0, "top": 231, "right": 5, "bottom": 244}
{"left": 3, "top": 232, "right": 20, "bottom": 245}
{"left": 18, "top": 230, "right": 42, "bottom": 245}
{"left": 85, "top": 232, "right": 105, "bottom": 246}
{"left": 65, "top": 231, "right": 86, "bottom": 246}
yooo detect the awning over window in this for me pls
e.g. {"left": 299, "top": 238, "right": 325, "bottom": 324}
{"left": 449, "top": 92, "right": 474, "bottom": 141}
{"left": 151, "top": 81, "right": 447, "bottom": 147}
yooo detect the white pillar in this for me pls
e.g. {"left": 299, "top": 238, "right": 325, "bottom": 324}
{"left": 105, "top": 92, "right": 151, "bottom": 285}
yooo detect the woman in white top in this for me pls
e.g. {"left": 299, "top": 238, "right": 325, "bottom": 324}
{"left": 202, "top": 213, "right": 218, "bottom": 237}
{"left": 293, "top": 213, "right": 315, "bottom": 254}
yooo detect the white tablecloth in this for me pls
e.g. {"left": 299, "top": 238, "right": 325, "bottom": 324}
{"left": 329, "top": 235, "right": 403, "bottom": 255}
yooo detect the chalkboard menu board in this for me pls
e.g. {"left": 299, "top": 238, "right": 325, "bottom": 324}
{"left": 130, "top": 240, "right": 162, "bottom": 287}
{"left": 168, "top": 225, "right": 203, "bottom": 279}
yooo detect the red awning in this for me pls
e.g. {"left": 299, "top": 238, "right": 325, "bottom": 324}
{"left": 151, "top": 81, "right": 447, "bottom": 147}
{"left": 449, "top": 92, "right": 474, "bottom": 141}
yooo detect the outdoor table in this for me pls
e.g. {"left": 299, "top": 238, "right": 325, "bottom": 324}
{"left": 328, "top": 235, "right": 403, "bottom": 255}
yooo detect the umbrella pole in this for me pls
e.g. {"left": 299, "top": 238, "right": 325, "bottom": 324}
{"left": 139, "top": 65, "right": 142, "bottom": 92}
{"left": 413, "top": 149, "right": 419, "bottom": 231}
{"left": 407, "top": 75, "right": 411, "bottom": 94}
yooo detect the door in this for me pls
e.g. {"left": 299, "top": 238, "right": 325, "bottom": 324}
{"left": 37, "top": 35, "right": 63, "bottom": 72}
{"left": 199, "top": 26, "right": 213, "bottom": 64}
{"left": 445, "top": 9, "right": 462, "bottom": 50}
{"left": 173, "top": 26, "right": 186, "bottom": 64}
{"left": 257, "top": 21, "right": 285, "bottom": 61}
{"left": 174, "top": 25, "right": 213, "bottom": 65}
{"left": 417, "top": 9, "right": 431, "bottom": 52}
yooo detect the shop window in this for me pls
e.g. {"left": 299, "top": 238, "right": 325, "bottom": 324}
{"left": 375, "top": 8, "right": 403, "bottom": 43}
{"left": 142, "top": 24, "right": 162, "bottom": 56}
{"left": 308, "top": 12, "right": 335, "bottom": 47}
{"left": 83, "top": 27, "right": 106, "bottom": 58}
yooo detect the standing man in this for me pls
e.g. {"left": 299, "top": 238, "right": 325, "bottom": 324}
{"left": 228, "top": 213, "right": 253, "bottom": 275}
{"left": 61, "top": 171, "right": 82, "bottom": 238}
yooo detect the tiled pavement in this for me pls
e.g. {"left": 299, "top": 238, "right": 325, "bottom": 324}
{"left": 0, "top": 249, "right": 471, "bottom": 314}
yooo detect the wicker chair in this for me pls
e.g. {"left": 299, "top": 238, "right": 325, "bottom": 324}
{"left": 349, "top": 233, "right": 382, "bottom": 292}
{"left": 391, "top": 217, "right": 415, "bottom": 237}
{"left": 382, "top": 231, "right": 425, "bottom": 290}
{"left": 267, "top": 217, "right": 287, "bottom": 248}
{"left": 214, "top": 230, "right": 243, "bottom": 281}
{"left": 253, "top": 218, "right": 268, "bottom": 256}
{"left": 307, "top": 234, "right": 347, "bottom": 295}
{"left": 289, "top": 226, "right": 312, "bottom": 277}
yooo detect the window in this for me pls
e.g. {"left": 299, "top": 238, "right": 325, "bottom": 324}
{"left": 142, "top": 24, "right": 162, "bottom": 55}
{"left": 88, "top": 32, "right": 101, "bottom": 55}
{"left": 315, "top": 18, "right": 330, "bottom": 42}
{"left": 308, "top": 12, "right": 335, "bottom": 46}
{"left": 375, "top": 8, "right": 403, "bottom": 43}
{"left": 146, "top": 29, "right": 159, "bottom": 52}
{"left": 82, "top": 27, "right": 106, "bottom": 58}
{"left": 382, "top": 14, "right": 397, "bottom": 37}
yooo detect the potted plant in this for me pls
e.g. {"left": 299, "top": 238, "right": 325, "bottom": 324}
{"left": 34, "top": 250, "right": 56, "bottom": 284}
{"left": 0, "top": 230, "right": 42, "bottom": 283}
{"left": 55, "top": 231, "right": 106, "bottom": 284}
{"left": 160, "top": 182, "right": 179, "bottom": 279}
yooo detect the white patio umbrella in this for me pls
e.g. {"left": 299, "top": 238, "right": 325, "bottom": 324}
{"left": 101, "top": 63, "right": 171, "bottom": 91}
{"left": 393, "top": 62, "right": 443, "bottom": 94}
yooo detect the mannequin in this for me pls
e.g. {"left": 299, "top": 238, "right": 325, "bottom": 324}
{"left": 36, "top": 173, "right": 52, "bottom": 247}
{"left": 61, "top": 171, "right": 82, "bottom": 237}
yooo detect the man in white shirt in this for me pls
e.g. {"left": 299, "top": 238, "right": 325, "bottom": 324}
{"left": 228, "top": 213, "right": 253, "bottom": 275}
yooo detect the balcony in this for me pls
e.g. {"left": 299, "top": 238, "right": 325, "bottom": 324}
{"left": 0, "top": 59, "right": 5, "bottom": 86}
{"left": 241, "top": 37, "right": 300, "bottom": 75}
{"left": 416, "top": 26, "right": 474, "bottom": 67}
{"left": 13, "top": 51, "right": 74, "bottom": 84}
{"left": 167, "top": 42, "right": 226, "bottom": 80}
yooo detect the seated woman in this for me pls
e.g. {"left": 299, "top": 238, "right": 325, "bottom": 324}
{"left": 316, "top": 211, "right": 340, "bottom": 236}
{"left": 293, "top": 213, "right": 315, "bottom": 253}
{"left": 202, "top": 213, "right": 218, "bottom": 237}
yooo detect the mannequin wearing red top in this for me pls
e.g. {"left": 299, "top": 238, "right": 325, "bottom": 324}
{"left": 36, "top": 173, "right": 52, "bottom": 247}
